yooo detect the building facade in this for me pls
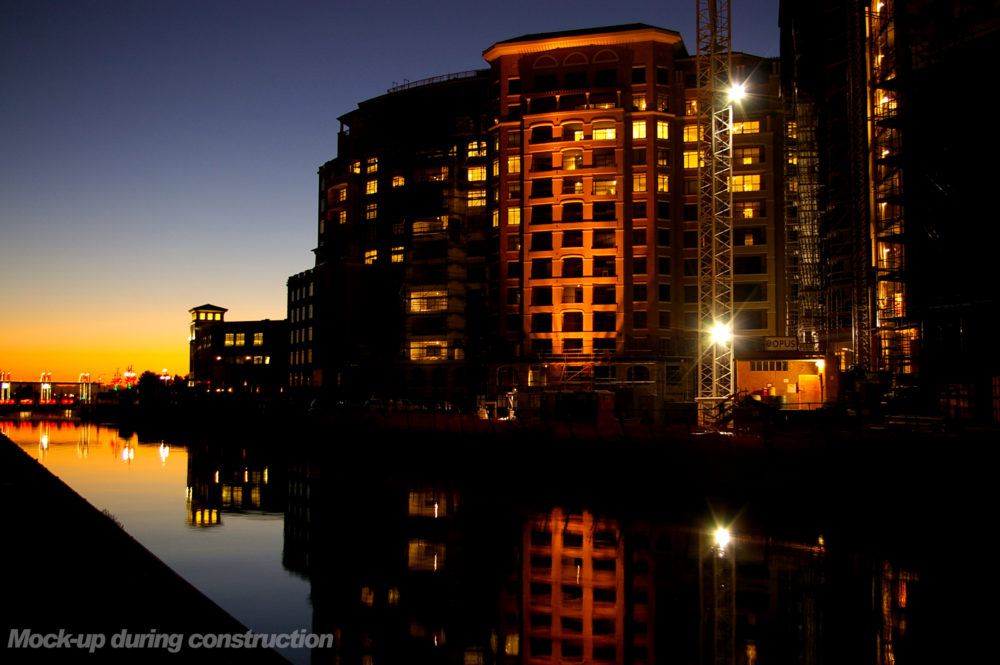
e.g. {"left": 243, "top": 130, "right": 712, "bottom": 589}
{"left": 188, "top": 304, "right": 288, "bottom": 393}
{"left": 292, "top": 24, "right": 788, "bottom": 417}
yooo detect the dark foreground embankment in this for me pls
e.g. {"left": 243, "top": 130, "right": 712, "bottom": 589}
{"left": 0, "top": 433, "right": 291, "bottom": 665}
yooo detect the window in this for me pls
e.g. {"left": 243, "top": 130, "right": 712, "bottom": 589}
{"left": 392, "top": 175, "right": 405, "bottom": 187}
{"left": 683, "top": 125, "right": 699, "bottom": 142}
{"left": 508, "top": 208, "right": 521, "bottom": 226}
{"left": 562, "top": 257, "right": 584, "bottom": 278}
{"left": 562, "top": 178, "right": 583, "bottom": 195}
{"left": 508, "top": 155, "right": 521, "bottom": 173}
{"left": 562, "top": 285, "right": 583, "bottom": 303}
{"left": 731, "top": 174, "right": 762, "bottom": 192}
{"left": 656, "top": 93, "right": 669, "bottom": 112}
{"left": 656, "top": 148, "right": 669, "bottom": 167}
{"left": 562, "top": 122, "right": 583, "bottom": 141}
{"left": 335, "top": 187, "right": 347, "bottom": 202}
{"left": 632, "top": 120, "right": 646, "bottom": 139}
{"left": 366, "top": 157, "right": 378, "bottom": 173}
{"left": 593, "top": 148, "right": 615, "bottom": 168}
{"left": 468, "top": 165, "right": 487, "bottom": 182}
{"left": 594, "top": 311, "right": 616, "bottom": 331}
{"left": 657, "top": 175, "right": 669, "bottom": 192}
{"left": 592, "top": 121, "right": 616, "bottom": 140}
{"left": 235, "top": 333, "right": 245, "bottom": 346}
{"left": 685, "top": 99, "right": 697, "bottom": 115}
{"left": 366, "top": 179, "right": 378, "bottom": 195}
{"left": 565, "top": 71, "right": 586, "bottom": 88}
{"left": 364, "top": 249, "right": 377, "bottom": 264}
{"left": 633, "top": 256, "right": 647, "bottom": 274}
{"left": 224, "top": 333, "right": 234, "bottom": 347}
{"left": 562, "top": 149, "right": 582, "bottom": 170}
{"left": 633, "top": 201, "right": 647, "bottom": 218}
{"left": 594, "top": 177, "right": 617, "bottom": 196}
{"left": 633, "top": 173, "right": 647, "bottom": 192}
{"left": 467, "top": 141, "right": 486, "bottom": 157}
{"left": 632, "top": 93, "right": 647, "bottom": 111}
{"left": 632, "top": 66, "right": 646, "bottom": 84}
{"left": 531, "top": 125, "right": 553, "bottom": 144}
{"left": 534, "top": 287, "right": 552, "bottom": 306}
{"left": 411, "top": 290, "right": 447, "bottom": 312}
{"left": 562, "top": 230, "right": 583, "bottom": 247}
{"left": 741, "top": 201, "right": 765, "bottom": 218}
{"left": 532, "top": 258, "right": 552, "bottom": 278}
{"left": 531, "top": 179, "right": 552, "bottom": 198}
{"left": 656, "top": 121, "right": 669, "bottom": 139}
{"left": 531, "top": 205, "right": 552, "bottom": 224}
{"left": 657, "top": 227, "right": 670, "bottom": 245}
{"left": 563, "top": 311, "right": 584, "bottom": 332}
{"left": 633, "top": 311, "right": 648, "bottom": 329}
{"left": 468, "top": 189, "right": 486, "bottom": 207}
{"left": 338, "top": 210, "right": 347, "bottom": 225}
{"left": 532, "top": 232, "right": 552, "bottom": 251}
{"left": 732, "top": 121, "right": 760, "bottom": 134}
{"left": 593, "top": 229, "right": 616, "bottom": 249}
{"left": 532, "top": 313, "right": 552, "bottom": 332}
{"left": 594, "top": 285, "right": 616, "bottom": 304}
{"left": 593, "top": 201, "right": 615, "bottom": 221}
{"left": 735, "top": 146, "right": 763, "bottom": 164}
{"left": 409, "top": 342, "right": 447, "bottom": 361}
{"left": 392, "top": 246, "right": 404, "bottom": 263}
{"left": 658, "top": 256, "right": 671, "bottom": 274}
{"left": 253, "top": 332, "right": 263, "bottom": 346}
{"left": 633, "top": 284, "right": 647, "bottom": 301}
{"left": 658, "top": 283, "right": 671, "bottom": 301}
{"left": 594, "top": 256, "right": 615, "bottom": 277}
{"left": 365, "top": 203, "right": 377, "bottom": 220}
{"left": 508, "top": 182, "right": 521, "bottom": 200}
{"left": 632, "top": 228, "right": 647, "bottom": 245}
{"left": 683, "top": 151, "right": 700, "bottom": 169}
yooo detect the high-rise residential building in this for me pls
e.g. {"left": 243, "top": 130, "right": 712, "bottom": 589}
{"left": 290, "top": 24, "right": 788, "bottom": 417}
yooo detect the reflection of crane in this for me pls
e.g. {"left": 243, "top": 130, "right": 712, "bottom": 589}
{"left": 695, "top": 0, "right": 736, "bottom": 426}
{"left": 700, "top": 527, "right": 735, "bottom": 665}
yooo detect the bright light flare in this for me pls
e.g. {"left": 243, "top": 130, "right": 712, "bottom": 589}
{"left": 709, "top": 322, "right": 732, "bottom": 346}
{"left": 728, "top": 83, "right": 746, "bottom": 102}
{"left": 714, "top": 527, "right": 730, "bottom": 549}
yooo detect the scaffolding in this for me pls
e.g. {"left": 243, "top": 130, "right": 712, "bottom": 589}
{"left": 869, "top": 0, "right": 917, "bottom": 380}
{"left": 695, "top": 0, "right": 735, "bottom": 422}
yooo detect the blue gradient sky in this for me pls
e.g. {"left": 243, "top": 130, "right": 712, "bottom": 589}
{"left": 1, "top": 0, "right": 779, "bottom": 382}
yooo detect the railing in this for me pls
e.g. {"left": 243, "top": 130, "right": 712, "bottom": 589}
{"left": 387, "top": 70, "right": 481, "bottom": 94}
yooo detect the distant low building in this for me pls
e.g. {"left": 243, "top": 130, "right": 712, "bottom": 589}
{"left": 188, "top": 304, "right": 288, "bottom": 393}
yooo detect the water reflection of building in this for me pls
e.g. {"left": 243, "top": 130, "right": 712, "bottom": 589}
{"left": 185, "top": 443, "right": 281, "bottom": 528}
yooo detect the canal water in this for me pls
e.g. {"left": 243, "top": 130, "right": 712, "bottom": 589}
{"left": 1, "top": 417, "right": 974, "bottom": 664}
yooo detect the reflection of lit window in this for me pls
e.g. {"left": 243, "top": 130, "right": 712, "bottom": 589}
{"left": 253, "top": 332, "right": 263, "bottom": 346}
{"left": 656, "top": 121, "right": 669, "bottom": 139}
{"left": 366, "top": 203, "right": 377, "bottom": 220}
{"left": 235, "top": 333, "right": 245, "bottom": 346}
{"left": 505, "top": 634, "right": 519, "bottom": 656}
{"left": 731, "top": 174, "right": 761, "bottom": 192}
{"left": 361, "top": 587, "right": 374, "bottom": 606}
{"left": 407, "top": 539, "right": 445, "bottom": 571}
{"left": 733, "top": 121, "right": 760, "bottom": 134}
{"left": 364, "top": 249, "right": 377, "bottom": 264}
{"left": 388, "top": 588, "right": 400, "bottom": 605}
{"left": 408, "top": 489, "right": 447, "bottom": 517}
{"left": 410, "top": 290, "right": 448, "bottom": 312}
{"left": 468, "top": 165, "right": 486, "bottom": 182}
{"left": 632, "top": 120, "right": 646, "bottom": 139}
{"left": 224, "top": 333, "right": 234, "bottom": 346}
{"left": 392, "top": 175, "right": 405, "bottom": 187}
{"left": 392, "top": 246, "right": 404, "bottom": 263}
{"left": 365, "top": 179, "right": 377, "bottom": 195}
{"left": 413, "top": 217, "right": 446, "bottom": 234}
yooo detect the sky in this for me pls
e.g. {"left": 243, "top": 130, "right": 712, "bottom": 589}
{"left": 1, "top": 0, "right": 780, "bottom": 383}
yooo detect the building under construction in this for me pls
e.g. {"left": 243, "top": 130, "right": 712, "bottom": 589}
{"left": 781, "top": 0, "right": 1000, "bottom": 421}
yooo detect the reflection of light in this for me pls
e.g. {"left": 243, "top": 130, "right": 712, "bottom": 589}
{"left": 263, "top": 467, "right": 268, "bottom": 485}
{"left": 214, "top": 470, "right": 219, "bottom": 483}
{"left": 40, "top": 434, "right": 48, "bottom": 449}
{"left": 815, "top": 359, "right": 825, "bottom": 372}
{"left": 433, "top": 554, "right": 438, "bottom": 572}
{"left": 159, "top": 444, "right": 169, "bottom": 465}
{"left": 434, "top": 502, "right": 439, "bottom": 519}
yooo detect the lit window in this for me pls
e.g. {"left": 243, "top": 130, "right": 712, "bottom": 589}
{"left": 732, "top": 121, "right": 760, "bottom": 134}
{"left": 685, "top": 99, "right": 697, "bottom": 115}
{"left": 562, "top": 149, "right": 583, "bottom": 171}
{"left": 508, "top": 208, "right": 521, "bottom": 225}
{"left": 632, "top": 93, "right": 647, "bottom": 111}
{"left": 632, "top": 120, "right": 646, "bottom": 139}
{"left": 656, "top": 121, "right": 669, "bottom": 139}
{"left": 350, "top": 160, "right": 361, "bottom": 174}
{"left": 492, "top": 159, "right": 499, "bottom": 177}
{"left": 492, "top": 210, "right": 499, "bottom": 227}
{"left": 336, "top": 187, "right": 347, "bottom": 201}
{"left": 407, "top": 539, "right": 445, "bottom": 569}
{"left": 507, "top": 156, "right": 521, "bottom": 173}
{"left": 741, "top": 201, "right": 764, "bottom": 218}
{"left": 633, "top": 173, "right": 647, "bottom": 192}
{"left": 338, "top": 210, "right": 347, "bottom": 224}
{"left": 235, "top": 333, "right": 245, "bottom": 346}
{"left": 366, "top": 203, "right": 377, "bottom": 220}
{"left": 468, "top": 165, "right": 487, "bottom": 182}
{"left": 413, "top": 217, "right": 446, "bottom": 234}
{"left": 364, "top": 249, "right": 377, "bottom": 264}
{"left": 392, "top": 246, "right": 404, "bottom": 263}
{"left": 683, "top": 151, "right": 702, "bottom": 169}
{"left": 410, "top": 290, "right": 448, "bottom": 312}
{"left": 366, "top": 179, "right": 378, "bottom": 195}
{"left": 593, "top": 177, "right": 617, "bottom": 195}
{"left": 683, "top": 125, "right": 699, "bottom": 142}
{"left": 409, "top": 341, "right": 447, "bottom": 361}
{"left": 366, "top": 157, "right": 378, "bottom": 173}
{"left": 361, "top": 587, "right": 374, "bottom": 606}
{"left": 468, "top": 189, "right": 486, "bottom": 207}
{"left": 253, "top": 332, "right": 263, "bottom": 346}
{"left": 592, "top": 121, "right": 615, "bottom": 140}
{"left": 224, "top": 333, "right": 234, "bottom": 346}
{"left": 735, "top": 146, "right": 762, "bottom": 164}
{"left": 657, "top": 175, "right": 669, "bottom": 192}
{"left": 467, "top": 141, "right": 486, "bottom": 157}
{"left": 731, "top": 174, "right": 761, "bottom": 192}
{"left": 253, "top": 356, "right": 263, "bottom": 364}
{"left": 392, "top": 175, "right": 405, "bottom": 187}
